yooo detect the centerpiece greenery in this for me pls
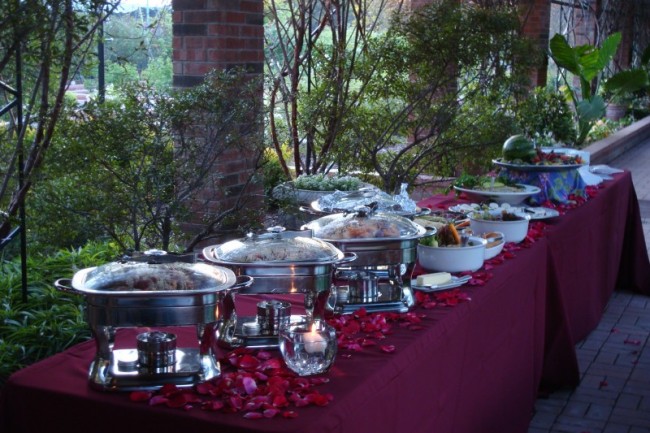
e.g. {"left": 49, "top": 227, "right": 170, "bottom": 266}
{"left": 291, "top": 174, "right": 364, "bottom": 192}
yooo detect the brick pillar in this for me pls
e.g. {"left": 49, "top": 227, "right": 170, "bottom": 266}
{"left": 172, "top": 0, "right": 264, "bottom": 85}
{"left": 572, "top": 0, "right": 597, "bottom": 48}
{"left": 611, "top": 1, "right": 635, "bottom": 72}
{"left": 520, "top": 0, "right": 551, "bottom": 88}
{"left": 172, "top": 0, "right": 265, "bottom": 236}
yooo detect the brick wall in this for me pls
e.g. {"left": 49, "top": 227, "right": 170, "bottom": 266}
{"left": 520, "top": 0, "right": 551, "bottom": 87}
{"left": 172, "top": 0, "right": 264, "bottom": 236}
{"left": 172, "top": 0, "right": 264, "bottom": 85}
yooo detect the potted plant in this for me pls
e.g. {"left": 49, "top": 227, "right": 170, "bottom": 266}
{"left": 604, "top": 93, "right": 632, "bottom": 121}
{"left": 602, "top": 44, "right": 650, "bottom": 121}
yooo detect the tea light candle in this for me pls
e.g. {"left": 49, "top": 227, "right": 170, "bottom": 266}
{"left": 303, "top": 327, "right": 327, "bottom": 354}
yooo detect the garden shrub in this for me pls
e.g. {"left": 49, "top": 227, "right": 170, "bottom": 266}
{"left": 0, "top": 241, "right": 121, "bottom": 388}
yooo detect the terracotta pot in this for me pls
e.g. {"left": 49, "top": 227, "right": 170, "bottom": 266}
{"left": 606, "top": 103, "right": 628, "bottom": 121}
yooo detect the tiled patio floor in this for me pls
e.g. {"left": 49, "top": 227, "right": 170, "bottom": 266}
{"left": 528, "top": 138, "right": 650, "bottom": 433}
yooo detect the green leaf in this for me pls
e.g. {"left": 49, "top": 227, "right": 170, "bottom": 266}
{"left": 577, "top": 95, "right": 606, "bottom": 123}
{"left": 549, "top": 34, "right": 581, "bottom": 75}
{"left": 604, "top": 69, "right": 649, "bottom": 95}
{"left": 598, "top": 32, "right": 622, "bottom": 70}
{"left": 581, "top": 49, "right": 606, "bottom": 82}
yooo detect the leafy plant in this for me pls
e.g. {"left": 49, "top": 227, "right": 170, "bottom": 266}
{"left": 515, "top": 86, "right": 576, "bottom": 146}
{"left": 258, "top": 146, "right": 291, "bottom": 198}
{"left": 603, "top": 44, "right": 650, "bottom": 105}
{"left": 0, "top": 241, "right": 121, "bottom": 388}
{"left": 345, "top": 2, "right": 535, "bottom": 191}
{"left": 265, "top": 0, "right": 405, "bottom": 178}
{"left": 549, "top": 32, "right": 622, "bottom": 146}
{"left": 32, "top": 68, "right": 263, "bottom": 253}
{"left": 0, "top": 0, "right": 119, "bottom": 238}
{"left": 586, "top": 117, "right": 634, "bottom": 143}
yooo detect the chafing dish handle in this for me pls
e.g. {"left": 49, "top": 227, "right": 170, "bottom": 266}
{"left": 337, "top": 252, "right": 358, "bottom": 265}
{"left": 232, "top": 275, "right": 254, "bottom": 290}
{"left": 298, "top": 205, "right": 320, "bottom": 215}
{"left": 54, "top": 278, "right": 83, "bottom": 296}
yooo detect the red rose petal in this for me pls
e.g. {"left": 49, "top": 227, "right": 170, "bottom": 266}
{"left": 263, "top": 408, "right": 280, "bottom": 418}
{"left": 238, "top": 354, "right": 261, "bottom": 370}
{"left": 202, "top": 400, "right": 224, "bottom": 411}
{"left": 149, "top": 395, "right": 169, "bottom": 406}
{"left": 242, "top": 376, "right": 258, "bottom": 395}
{"left": 129, "top": 391, "right": 152, "bottom": 402}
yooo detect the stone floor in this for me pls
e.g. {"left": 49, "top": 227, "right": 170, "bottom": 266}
{"left": 527, "top": 138, "right": 650, "bottom": 433}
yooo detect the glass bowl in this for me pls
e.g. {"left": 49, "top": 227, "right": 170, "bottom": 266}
{"left": 279, "top": 319, "right": 337, "bottom": 376}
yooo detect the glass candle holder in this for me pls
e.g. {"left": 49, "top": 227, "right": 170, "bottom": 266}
{"left": 279, "top": 319, "right": 337, "bottom": 376}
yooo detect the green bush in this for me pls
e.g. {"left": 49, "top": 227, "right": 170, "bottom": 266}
{"left": 0, "top": 241, "right": 121, "bottom": 388}
{"left": 515, "top": 86, "right": 576, "bottom": 146}
{"left": 259, "top": 146, "right": 290, "bottom": 198}
{"left": 29, "top": 69, "right": 263, "bottom": 253}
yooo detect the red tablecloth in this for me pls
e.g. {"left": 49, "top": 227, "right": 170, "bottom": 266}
{"left": 418, "top": 170, "right": 650, "bottom": 390}
{"left": 1, "top": 242, "right": 546, "bottom": 433}
{"left": 1, "top": 171, "right": 647, "bottom": 433}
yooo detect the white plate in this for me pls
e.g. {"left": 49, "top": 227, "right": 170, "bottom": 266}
{"left": 451, "top": 204, "right": 559, "bottom": 220}
{"left": 411, "top": 275, "right": 471, "bottom": 293}
{"left": 453, "top": 184, "right": 541, "bottom": 205}
{"left": 449, "top": 202, "right": 516, "bottom": 214}
{"left": 589, "top": 164, "right": 623, "bottom": 175}
{"left": 520, "top": 207, "right": 560, "bottom": 220}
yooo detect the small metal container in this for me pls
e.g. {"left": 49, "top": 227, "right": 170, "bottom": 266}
{"left": 137, "top": 331, "right": 177, "bottom": 371}
{"left": 256, "top": 300, "right": 292, "bottom": 335}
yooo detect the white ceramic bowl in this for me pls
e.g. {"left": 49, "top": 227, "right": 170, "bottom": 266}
{"left": 468, "top": 211, "right": 530, "bottom": 244}
{"left": 417, "top": 236, "right": 486, "bottom": 273}
{"left": 480, "top": 231, "right": 505, "bottom": 259}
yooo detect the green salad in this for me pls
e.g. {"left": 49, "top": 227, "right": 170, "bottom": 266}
{"left": 292, "top": 174, "right": 363, "bottom": 191}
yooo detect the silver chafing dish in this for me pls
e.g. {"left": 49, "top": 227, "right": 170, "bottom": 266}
{"left": 302, "top": 205, "right": 435, "bottom": 313}
{"left": 54, "top": 253, "right": 251, "bottom": 391}
{"left": 202, "top": 227, "right": 355, "bottom": 349}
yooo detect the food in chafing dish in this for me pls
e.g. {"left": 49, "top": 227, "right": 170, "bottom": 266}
{"left": 88, "top": 265, "right": 206, "bottom": 291}
{"left": 314, "top": 218, "right": 401, "bottom": 239}
{"left": 207, "top": 235, "right": 341, "bottom": 263}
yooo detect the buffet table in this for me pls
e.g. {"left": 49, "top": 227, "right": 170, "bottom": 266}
{"left": 1, "top": 171, "right": 648, "bottom": 433}
{"left": 418, "top": 170, "right": 650, "bottom": 390}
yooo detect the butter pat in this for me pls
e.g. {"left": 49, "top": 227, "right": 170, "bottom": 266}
{"left": 416, "top": 272, "right": 452, "bottom": 286}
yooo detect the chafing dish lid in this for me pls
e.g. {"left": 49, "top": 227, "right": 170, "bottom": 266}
{"left": 71, "top": 261, "right": 237, "bottom": 294}
{"left": 203, "top": 228, "right": 344, "bottom": 264}
{"left": 302, "top": 207, "right": 425, "bottom": 240}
